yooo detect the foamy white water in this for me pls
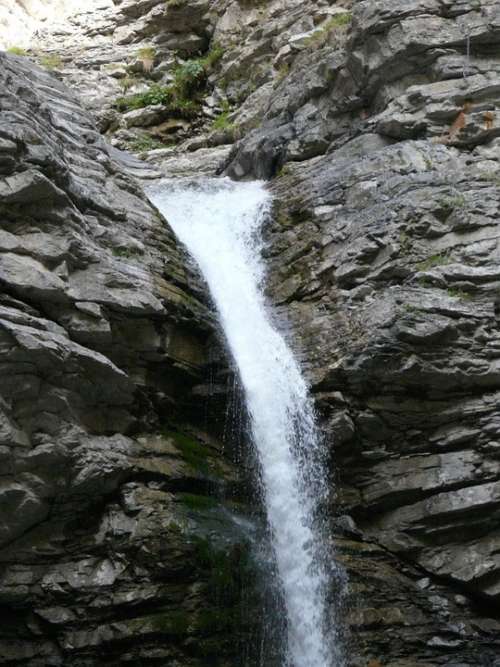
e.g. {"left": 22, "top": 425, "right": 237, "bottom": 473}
{"left": 147, "top": 178, "right": 343, "bottom": 667}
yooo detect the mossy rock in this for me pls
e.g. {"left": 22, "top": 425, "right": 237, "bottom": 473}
{"left": 165, "top": 428, "right": 223, "bottom": 478}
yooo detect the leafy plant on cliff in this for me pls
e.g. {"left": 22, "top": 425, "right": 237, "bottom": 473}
{"left": 173, "top": 59, "right": 207, "bottom": 98}
{"left": 115, "top": 45, "right": 224, "bottom": 118}
{"left": 116, "top": 84, "right": 174, "bottom": 111}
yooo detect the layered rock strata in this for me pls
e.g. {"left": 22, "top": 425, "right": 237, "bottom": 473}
{"left": 0, "top": 53, "right": 262, "bottom": 667}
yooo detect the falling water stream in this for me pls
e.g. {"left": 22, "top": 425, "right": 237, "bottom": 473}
{"left": 147, "top": 178, "right": 343, "bottom": 667}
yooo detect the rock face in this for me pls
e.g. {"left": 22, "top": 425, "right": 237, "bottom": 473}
{"left": 269, "top": 140, "right": 500, "bottom": 666}
{"left": 260, "top": 1, "right": 500, "bottom": 664}
{"left": 3, "top": 0, "right": 500, "bottom": 666}
{"left": 0, "top": 53, "right": 265, "bottom": 666}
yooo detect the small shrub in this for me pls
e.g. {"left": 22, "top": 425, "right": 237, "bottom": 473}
{"left": 277, "top": 165, "right": 292, "bottom": 178}
{"left": 7, "top": 46, "right": 27, "bottom": 56}
{"left": 115, "top": 46, "right": 223, "bottom": 119}
{"left": 173, "top": 59, "right": 207, "bottom": 98}
{"left": 211, "top": 110, "right": 234, "bottom": 131}
{"left": 116, "top": 84, "right": 173, "bottom": 111}
{"left": 327, "top": 12, "right": 353, "bottom": 28}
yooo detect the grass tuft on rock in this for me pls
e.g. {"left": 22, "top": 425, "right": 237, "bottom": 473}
{"left": 7, "top": 46, "right": 28, "bottom": 56}
{"left": 416, "top": 254, "right": 452, "bottom": 271}
{"left": 39, "top": 54, "right": 62, "bottom": 70}
{"left": 304, "top": 12, "right": 352, "bottom": 48}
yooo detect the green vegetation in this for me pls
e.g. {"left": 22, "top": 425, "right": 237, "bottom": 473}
{"left": 6, "top": 46, "right": 27, "bottom": 56}
{"left": 115, "top": 46, "right": 223, "bottom": 118}
{"left": 112, "top": 246, "right": 142, "bottom": 258}
{"left": 418, "top": 276, "right": 434, "bottom": 288}
{"left": 120, "top": 76, "right": 137, "bottom": 93}
{"left": 304, "top": 12, "right": 352, "bottom": 48}
{"left": 150, "top": 610, "right": 190, "bottom": 635}
{"left": 173, "top": 59, "right": 207, "bottom": 98}
{"left": 137, "top": 47, "right": 156, "bottom": 60}
{"left": 277, "top": 164, "right": 292, "bottom": 178}
{"left": 126, "top": 135, "right": 168, "bottom": 151}
{"left": 178, "top": 493, "right": 219, "bottom": 511}
{"left": 211, "top": 110, "right": 233, "bottom": 131}
{"left": 447, "top": 287, "right": 472, "bottom": 300}
{"left": 202, "top": 43, "right": 224, "bottom": 69}
{"left": 166, "top": 0, "right": 186, "bottom": 6}
{"left": 193, "top": 536, "right": 252, "bottom": 603}
{"left": 211, "top": 101, "right": 234, "bottom": 132}
{"left": 116, "top": 84, "right": 173, "bottom": 110}
{"left": 439, "top": 193, "right": 466, "bottom": 209}
{"left": 275, "top": 62, "right": 290, "bottom": 85}
{"left": 39, "top": 53, "right": 62, "bottom": 70}
{"left": 399, "top": 231, "right": 412, "bottom": 255}
{"left": 115, "top": 84, "right": 199, "bottom": 117}
{"left": 137, "top": 46, "right": 156, "bottom": 72}
{"left": 416, "top": 253, "right": 451, "bottom": 272}
{"left": 166, "top": 429, "right": 213, "bottom": 475}
{"left": 325, "top": 12, "right": 353, "bottom": 28}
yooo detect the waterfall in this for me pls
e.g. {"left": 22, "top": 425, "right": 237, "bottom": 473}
{"left": 147, "top": 177, "right": 344, "bottom": 667}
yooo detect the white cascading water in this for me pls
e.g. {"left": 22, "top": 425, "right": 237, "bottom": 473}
{"left": 147, "top": 178, "right": 343, "bottom": 667}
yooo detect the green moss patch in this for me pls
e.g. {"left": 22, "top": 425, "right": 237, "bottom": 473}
{"left": 178, "top": 493, "right": 219, "bottom": 511}
{"left": 166, "top": 429, "right": 212, "bottom": 475}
